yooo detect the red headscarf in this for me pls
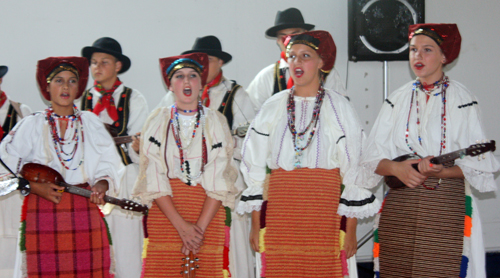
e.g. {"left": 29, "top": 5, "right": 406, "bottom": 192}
{"left": 36, "top": 57, "right": 89, "bottom": 101}
{"left": 159, "top": 53, "right": 209, "bottom": 88}
{"left": 408, "top": 23, "right": 462, "bottom": 65}
{"left": 284, "top": 30, "right": 337, "bottom": 73}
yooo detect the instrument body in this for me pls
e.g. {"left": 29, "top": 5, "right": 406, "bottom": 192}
{"left": 20, "top": 163, "right": 148, "bottom": 214}
{"left": 385, "top": 141, "right": 496, "bottom": 189}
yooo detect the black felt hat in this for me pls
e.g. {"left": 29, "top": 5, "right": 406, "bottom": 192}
{"left": 181, "top": 36, "right": 232, "bottom": 64}
{"left": 0, "top": 66, "right": 8, "bottom": 78}
{"left": 81, "top": 37, "right": 131, "bottom": 73}
{"left": 265, "top": 7, "right": 315, "bottom": 38}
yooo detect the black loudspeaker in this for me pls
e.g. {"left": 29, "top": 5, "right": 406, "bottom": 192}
{"left": 348, "top": 0, "right": 425, "bottom": 62}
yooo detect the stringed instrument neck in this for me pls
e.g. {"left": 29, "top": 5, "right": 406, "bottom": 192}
{"left": 57, "top": 181, "right": 123, "bottom": 206}
{"left": 113, "top": 135, "right": 134, "bottom": 145}
{"left": 181, "top": 251, "right": 199, "bottom": 277}
{"left": 429, "top": 149, "right": 465, "bottom": 165}
{"left": 20, "top": 163, "right": 148, "bottom": 214}
{"left": 385, "top": 140, "right": 496, "bottom": 189}
{"left": 105, "top": 123, "right": 137, "bottom": 145}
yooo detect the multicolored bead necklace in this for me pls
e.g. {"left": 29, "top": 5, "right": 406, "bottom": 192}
{"left": 170, "top": 101, "right": 207, "bottom": 182}
{"left": 405, "top": 75, "right": 449, "bottom": 156}
{"left": 406, "top": 76, "right": 449, "bottom": 190}
{"left": 287, "top": 85, "right": 325, "bottom": 169}
{"left": 177, "top": 108, "right": 196, "bottom": 113}
{"left": 45, "top": 105, "right": 85, "bottom": 170}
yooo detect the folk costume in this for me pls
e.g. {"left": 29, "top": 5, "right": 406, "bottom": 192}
{"left": 246, "top": 8, "right": 346, "bottom": 112}
{"left": 77, "top": 37, "right": 149, "bottom": 278}
{"left": 237, "top": 31, "right": 379, "bottom": 278}
{"left": 0, "top": 57, "right": 124, "bottom": 278}
{"left": 358, "top": 24, "right": 500, "bottom": 278}
{"left": 0, "top": 65, "right": 33, "bottom": 278}
{"left": 133, "top": 53, "right": 239, "bottom": 278}
{"left": 155, "top": 35, "right": 256, "bottom": 278}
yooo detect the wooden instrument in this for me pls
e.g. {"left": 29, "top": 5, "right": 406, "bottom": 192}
{"left": 20, "top": 163, "right": 148, "bottom": 214}
{"left": 385, "top": 140, "right": 496, "bottom": 189}
{"left": 104, "top": 123, "right": 139, "bottom": 145}
{"left": 113, "top": 135, "right": 136, "bottom": 145}
{"left": 181, "top": 252, "right": 199, "bottom": 278}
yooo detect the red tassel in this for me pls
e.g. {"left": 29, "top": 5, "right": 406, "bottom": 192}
{"left": 21, "top": 194, "right": 30, "bottom": 221}
{"left": 223, "top": 246, "right": 230, "bottom": 271}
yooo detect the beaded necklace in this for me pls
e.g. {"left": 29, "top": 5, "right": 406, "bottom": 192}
{"left": 170, "top": 101, "right": 207, "bottom": 182}
{"left": 287, "top": 85, "right": 325, "bottom": 169}
{"left": 177, "top": 108, "right": 196, "bottom": 113}
{"left": 45, "top": 105, "right": 85, "bottom": 170}
{"left": 405, "top": 75, "right": 449, "bottom": 156}
{"left": 406, "top": 76, "right": 449, "bottom": 190}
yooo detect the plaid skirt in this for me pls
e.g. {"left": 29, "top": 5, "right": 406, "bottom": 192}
{"left": 21, "top": 185, "right": 112, "bottom": 278}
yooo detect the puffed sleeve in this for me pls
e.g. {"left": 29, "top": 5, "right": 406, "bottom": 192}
{"left": 236, "top": 104, "right": 272, "bottom": 214}
{"left": 0, "top": 115, "right": 37, "bottom": 175}
{"left": 201, "top": 111, "right": 239, "bottom": 209}
{"left": 246, "top": 63, "right": 275, "bottom": 113}
{"left": 323, "top": 67, "right": 347, "bottom": 96}
{"left": 82, "top": 112, "right": 125, "bottom": 196}
{"left": 324, "top": 92, "right": 380, "bottom": 219}
{"left": 231, "top": 85, "right": 256, "bottom": 161}
{"left": 356, "top": 96, "right": 402, "bottom": 189}
{"left": 447, "top": 82, "right": 500, "bottom": 192}
{"left": 132, "top": 108, "right": 172, "bottom": 207}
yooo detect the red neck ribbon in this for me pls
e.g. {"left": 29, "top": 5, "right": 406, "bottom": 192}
{"left": 201, "top": 71, "right": 223, "bottom": 107}
{"left": 92, "top": 78, "right": 122, "bottom": 121}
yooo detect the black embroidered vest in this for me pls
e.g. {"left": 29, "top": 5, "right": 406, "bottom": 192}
{"left": 217, "top": 81, "right": 241, "bottom": 129}
{"left": 1, "top": 104, "right": 20, "bottom": 140}
{"left": 273, "top": 61, "right": 287, "bottom": 95}
{"left": 80, "top": 87, "right": 133, "bottom": 165}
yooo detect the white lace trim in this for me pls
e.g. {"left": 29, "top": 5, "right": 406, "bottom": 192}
{"left": 337, "top": 199, "right": 381, "bottom": 219}
{"left": 357, "top": 160, "right": 383, "bottom": 189}
{"left": 235, "top": 200, "right": 262, "bottom": 215}
{"left": 206, "top": 190, "right": 234, "bottom": 210}
{"left": 460, "top": 165, "right": 497, "bottom": 192}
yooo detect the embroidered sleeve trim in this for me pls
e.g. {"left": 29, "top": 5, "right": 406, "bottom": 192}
{"left": 212, "top": 142, "right": 223, "bottom": 150}
{"left": 336, "top": 135, "right": 346, "bottom": 144}
{"left": 458, "top": 101, "right": 478, "bottom": 109}
{"left": 340, "top": 194, "right": 376, "bottom": 207}
{"left": 149, "top": 136, "right": 161, "bottom": 147}
{"left": 241, "top": 194, "right": 263, "bottom": 201}
{"left": 251, "top": 127, "right": 269, "bottom": 137}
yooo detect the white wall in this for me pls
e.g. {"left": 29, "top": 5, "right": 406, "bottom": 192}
{"left": 1, "top": 0, "right": 499, "bottom": 262}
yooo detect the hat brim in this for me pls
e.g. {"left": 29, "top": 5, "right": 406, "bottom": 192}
{"left": 81, "top": 47, "right": 131, "bottom": 74}
{"left": 0, "top": 66, "right": 8, "bottom": 78}
{"left": 181, "top": 49, "right": 232, "bottom": 64}
{"left": 265, "top": 23, "right": 315, "bottom": 38}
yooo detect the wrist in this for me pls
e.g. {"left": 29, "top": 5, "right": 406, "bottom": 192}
{"left": 172, "top": 218, "right": 189, "bottom": 232}
{"left": 195, "top": 221, "right": 207, "bottom": 232}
